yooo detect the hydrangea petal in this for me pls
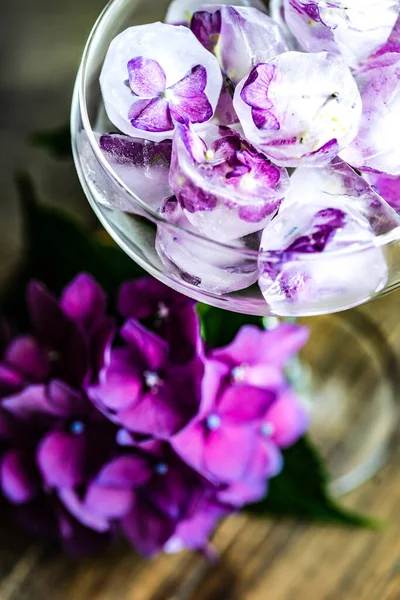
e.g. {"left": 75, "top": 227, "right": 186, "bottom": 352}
{"left": 1, "top": 450, "right": 38, "bottom": 505}
{"left": 218, "top": 385, "right": 276, "bottom": 422}
{"left": 127, "top": 57, "right": 167, "bottom": 97}
{"left": 60, "top": 274, "right": 107, "bottom": 334}
{"left": 266, "top": 390, "right": 310, "bottom": 448}
{"left": 121, "top": 319, "right": 169, "bottom": 371}
{"left": 129, "top": 97, "right": 173, "bottom": 133}
{"left": 37, "top": 430, "right": 87, "bottom": 489}
{"left": 204, "top": 424, "right": 256, "bottom": 482}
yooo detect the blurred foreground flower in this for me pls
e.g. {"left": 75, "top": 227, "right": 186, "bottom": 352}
{"left": 0, "top": 274, "right": 309, "bottom": 557}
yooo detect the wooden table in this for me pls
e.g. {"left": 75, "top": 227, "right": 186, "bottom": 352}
{"left": 0, "top": 296, "right": 399, "bottom": 600}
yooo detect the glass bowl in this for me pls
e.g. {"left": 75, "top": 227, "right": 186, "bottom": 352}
{"left": 71, "top": 0, "right": 400, "bottom": 318}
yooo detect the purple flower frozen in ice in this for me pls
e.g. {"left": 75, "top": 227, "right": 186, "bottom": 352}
{"left": 90, "top": 319, "right": 203, "bottom": 439}
{"left": 165, "top": 0, "right": 267, "bottom": 27}
{"left": 100, "top": 23, "right": 222, "bottom": 141}
{"left": 234, "top": 52, "right": 362, "bottom": 167}
{"left": 365, "top": 172, "right": 400, "bottom": 212}
{"left": 169, "top": 123, "right": 290, "bottom": 241}
{"left": 127, "top": 59, "right": 212, "bottom": 132}
{"left": 340, "top": 54, "right": 400, "bottom": 176}
{"left": 118, "top": 277, "right": 201, "bottom": 365}
{"left": 191, "top": 6, "right": 289, "bottom": 86}
{"left": 258, "top": 160, "right": 400, "bottom": 313}
{"left": 284, "top": 0, "right": 399, "bottom": 67}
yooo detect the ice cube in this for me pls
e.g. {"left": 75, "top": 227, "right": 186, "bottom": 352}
{"left": 191, "top": 6, "right": 289, "bottom": 86}
{"left": 156, "top": 197, "right": 260, "bottom": 294}
{"left": 100, "top": 23, "right": 222, "bottom": 142}
{"left": 234, "top": 51, "right": 362, "bottom": 168}
{"left": 258, "top": 159, "right": 400, "bottom": 315}
{"left": 169, "top": 123, "right": 290, "bottom": 242}
{"left": 165, "top": 0, "right": 266, "bottom": 26}
{"left": 284, "top": 0, "right": 399, "bottom": 68}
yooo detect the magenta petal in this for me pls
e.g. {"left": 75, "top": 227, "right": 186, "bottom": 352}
{"left": 218, "top": 479, "right": 267, "bottom": 507}
{"left": 5, "top": 336, "right": 50, "bottom": 381}
{"left": 171, "top": 422, "right": 207, "bottom": 474}
{"left": 266, "top": 390, "right": 309, "bottom": 448}
{"left": 37, "top": 431, "right": 86, "bottom": 489}
{"left": 252, "top": 107, "right": 280, "bottom": 131}
{"left": 117, "top": 390, "right": 185, "bottom": 438}
{"left": 84, "top": 483, "right": 134, "bottom": 519}
{"left": 170, "top": 64, "right": 208, "bottom": 96}
{"left": 241, "top": 64, "right": 276, "bottom": 110}
{"left": 170, "top": 93, "right": 213, "bottom": 125}
{"left": 121, "top": 320, "right": 168, "bottom": 371}
{"left": 201, "top": 360, "right": 230, "bottom": 415}
{"left": 258, "top": 324, "right": 310, "bottom": 367}
{"left": 94, "top": 348, "right": 142, "bottom": 410}
{"left": 129, "top": 97, "right": 173, "bottom": 133}
{"left": 1, "top": 450, "right": 38, "bottom": 505}
{"left": 211, "top": 326, "right": 263, "bottom": 365}
{"left": 218, "top": 385, "right": 276, "bottom": 422}
{"left": 58, "top": 489, "right": 110, "bottom": 533}
{"left": 97, "top": 456, "right": 151, "bottom": 488}
{"left": 122, "top": 496, "right": 176, "bottom": 557}
{"left": 2, "top": 385, "right": 56, "bottom": 420}
{"left": 204, "top": 425, "right": 256, "bottom": 482}
{"left": 127, "top": 57, "right": 167, "bottom": 97}
{"left": 47, "top": 380, "right": 86, "bottom": 417}
{"left": 246, "top": 441, "right": 283, "bottom": 481}
{"left": 60, "top": 274, "right": 106, "bottom": 333}
{"left": 0, "top": 363, "right": 24, "bottom": 396}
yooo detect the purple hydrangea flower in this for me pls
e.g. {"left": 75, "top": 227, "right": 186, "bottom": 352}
{"left": 90, "top": 318, "right": 203, "bottom": 438}
{"left": 100, "top": 23, "right": 222, "bottom": 141}
{"left": 191, "top": 6, "right": 289, "bottom": 86}
{"left": 258, "top": 159, "right": 400, "bottom": 314}
{"left": 169, "top": 123, "right": 290, "bottom": 241}
{"left": 284, "top": 0, "right": 399, "bottom": 67}
{"left": 340, "top": 54, "right": 400, "bottom": 176}
{"left": 172, "top": 324, "right": 309, "bottom": 502}
{"left": 165, "top": 0, "right": 267, "bottom": 27}
{"left": 0, "top": 275, "right": 118, "bottom": 554}
{"left": 118, "top": 277, "right": 201, "bottom": 365}
{"left": 234, "top": 52, "right": 362, "bottom": 167}
{"left": 156, "top": 197, "right": 260, "bottom": 295}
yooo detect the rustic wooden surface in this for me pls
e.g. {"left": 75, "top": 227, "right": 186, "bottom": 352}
{"left": 2, "top": 0, "right": 400, "bottom": 598}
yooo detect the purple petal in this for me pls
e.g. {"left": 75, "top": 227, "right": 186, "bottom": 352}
{"left": 201, "top": 360, "right": 230, "bottom": 415}
{"left": 93, "top": 348, "right": 142, "bottom": 410}
{"left": 84, "top": 483, "right": 134, "bottom": 520}
{"left": 2, "top": 385, "right": 57, "bottom": 420}
{"left": 218, "top": 479, "right": 267, "bottom": 507}
{"left": 58, "top": 489, "right": 110, "bottom": 533}
{"left": 246, "top": 440, "right": 283, "bottom": 481}
{"left": 177, "top": 123, "right": 208, "bottom": 163}
{"left": 117, "top": 389, "right": 187, "bottom": 439}
{"left": 258, "top": 324, "right": 310, "bottom": 367}
{"left": 171, "top": 421, "right": 207, "bottom": 474}
{"left": 191, "top": 10, "right": 222, "bottom": 53}
{"left": 57, "top": 507, "right": 110, "bottom": 556}
{"left": 47, "top": 380, "right": 88, "bottom": 417}
{"left": 37, "top": 430, "right": 87, "bottom": 489}
{"left": 27, "top": 282, "right": 88, "bottom": 387}
{"left": 60, "top": 274, "right": 107, "bottom": 334}
{"left": 204, "top": 425, "right": 256, "bottom": 482}
{"left": 148, "top": 465, "right": 205, "bottom": 521}
{"left": 170, "top": 64, "right": 208, "bottom": 97}
{"left": 129, "top": 97, "right": 173, "bottom": 133}
{"left": 265, "top": 390, "right": 309, "bottom": 448}
{"left": 0, "top": 363, "right": 24, "bottom": 397}
{"left": 1, "top": 450, "right": 38, "bottom": 505}
{"left": 241, "top": 64, "right": 276, "bottom": 110}
{"left": 121, "top": 319, "right": 169, "bottom": 371}
{"left": 218, "top": 385, "right": 276, "bottom": 422}
{"left": 121, "top": 496, "right": 176, "bottom": 557}
{"left": 5, "top": 336, "right": 50, "bottom": 382}
{"left": 169, "top": 93, "right": 213, "bottom": 125}
{"left": 166, "top": 500, "right": 228, "bottom": 552}
{"left": 211, "top": 326, "right": 264, "bottom": 366}
{"left": 164, "top": 303, "right": 202, "bottom": 365}
{"left": 127, "top": 57, "right": 167, "bottom": 97}
{"left": 251, "top": 107, "right": 280, "bottom": 131}
{"left": 96, "top": 456, "right": 152, "bottom": 488}
{"left": 118, "top": 277, "right": 190, "bottom": 320}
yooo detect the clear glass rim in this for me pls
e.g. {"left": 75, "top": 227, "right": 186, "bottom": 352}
{"left": 76, "top": 0, "right": 400, "bottom": 262}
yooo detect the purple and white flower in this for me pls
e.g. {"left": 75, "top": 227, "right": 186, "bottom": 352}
{"left": 340, "top": 54, "right": 400, "bottom": 176}
{"left": 191, "top": 6, "right": 289, "bottom": 86}
{"left": 165, "top": 0, "right": 266, "bottom": 27}
{"left": 364, "top": 172, "right": 400, "bottom": 212}
{"left": 258, "top": 159, "right": 400, "bottom": 315}
{"left": 169, "top": 124, "right": 290, "bottom": 241}
{"left": 90, "top": 318, "right": 203, "bottom": 439}
{"left": 283, "top": 0, "right": 400, "bottom": 68}
{"left": 234, "top": 51, "right": 362, "bottom": 167}
{"left": 100, "top": 23, "right": 222, "bottom": 141}
{"left": 156, "top": 197, "right": 260, "bottom": 295}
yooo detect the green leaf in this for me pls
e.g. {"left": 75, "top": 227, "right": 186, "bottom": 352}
{"left": 197, "top": 303, "right": 263, "bottom": 348}
{"left": 28, "top": 123, "right": 72, "bottom": 160}
{"left": 1, "top": 173, "right": 143, "bottom": 325}
{"left": 247, "top": 437, "right": 381, "bottom": 529}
